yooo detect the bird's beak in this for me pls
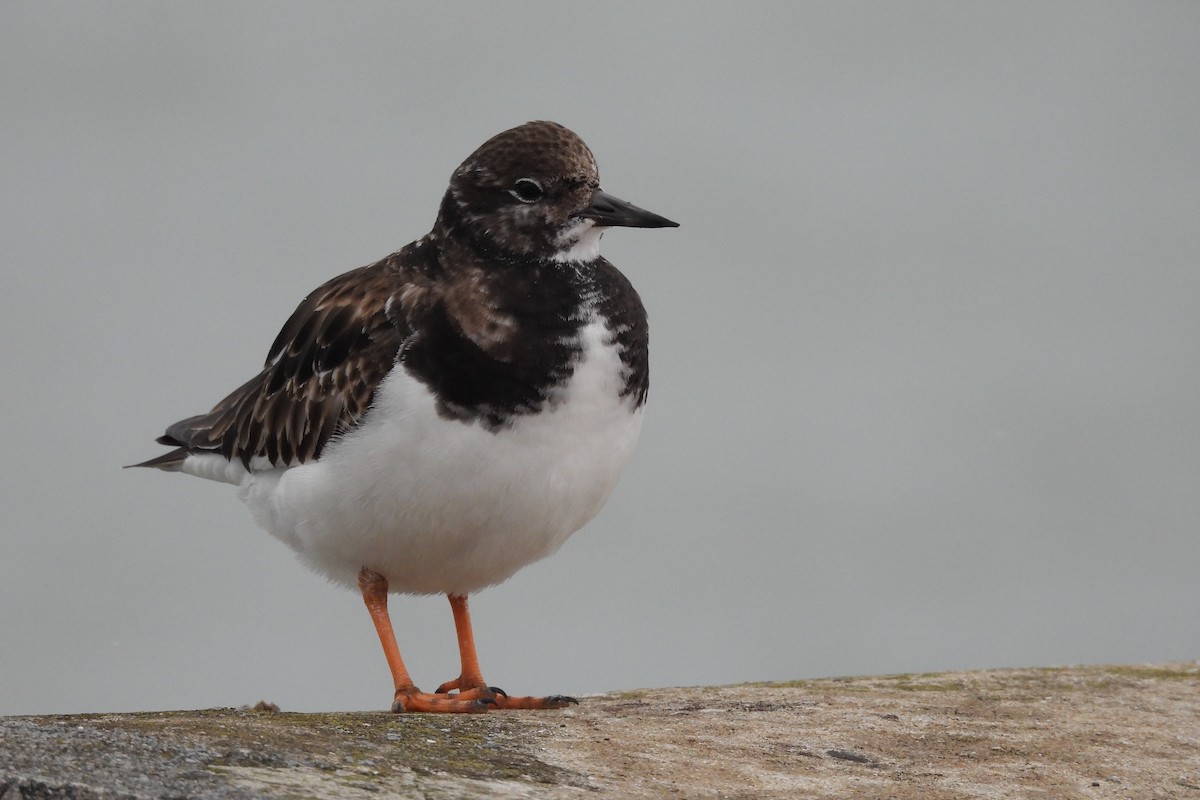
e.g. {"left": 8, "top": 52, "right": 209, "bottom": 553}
{"left": 576, "top": 189, "right": 679, "bottom": 228}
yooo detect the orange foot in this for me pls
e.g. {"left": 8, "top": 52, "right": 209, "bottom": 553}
{"left": 391, "top": 685, "right": 494, "bottom": 714}
{"left": 434, "top": 676, "right": 578, "bottom": 711}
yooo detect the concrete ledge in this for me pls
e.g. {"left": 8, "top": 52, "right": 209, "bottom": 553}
{"left": 2, "top": 664, "right": 1197, "bottom": 798}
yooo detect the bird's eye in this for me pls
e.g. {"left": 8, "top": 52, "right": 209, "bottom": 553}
{"left": 509, "top": 178, "right": 544, "bottom": 203}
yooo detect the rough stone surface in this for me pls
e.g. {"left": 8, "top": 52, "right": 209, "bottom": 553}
{"left": 2, "top": 664, "right": 1197, "bottom": 798}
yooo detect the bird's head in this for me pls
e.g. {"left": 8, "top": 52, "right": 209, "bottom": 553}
{"left": 439, "top": 120, "right": 677, "bottom": 263}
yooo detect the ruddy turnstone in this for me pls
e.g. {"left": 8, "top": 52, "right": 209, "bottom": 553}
{"left": 132, "top": 121, "right": 677, "bottom": 713}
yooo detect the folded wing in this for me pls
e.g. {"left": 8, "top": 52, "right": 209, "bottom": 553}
{"left": 141, "top": 263, "right": 406, "bottom": 470}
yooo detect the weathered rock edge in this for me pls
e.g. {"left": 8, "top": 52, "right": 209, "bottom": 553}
{"left": 1, "top": 664, "right": 1197, "bottom": 799}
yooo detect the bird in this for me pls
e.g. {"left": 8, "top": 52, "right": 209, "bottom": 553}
{"left": 131, "top": 121, "right": 677, "bottom": 713}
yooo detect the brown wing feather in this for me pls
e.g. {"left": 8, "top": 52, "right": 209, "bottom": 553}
{"left": 158, "top": 262, "right": 407, "bottom": 468}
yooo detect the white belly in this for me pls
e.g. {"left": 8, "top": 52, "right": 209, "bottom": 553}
{"left": 222, "top": 318, "right": 643, "bottom": 595}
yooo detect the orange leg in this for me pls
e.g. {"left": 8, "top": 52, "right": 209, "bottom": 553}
{"left": 357, "top": 567, "right": 491, "bottom": 713}
{"left": 435, "top": 593, "right": 577, "bottom": 711}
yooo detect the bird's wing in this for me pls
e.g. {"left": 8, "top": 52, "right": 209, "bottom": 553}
{"left": 153, "top": 262, "right": 408, "bottom": 468}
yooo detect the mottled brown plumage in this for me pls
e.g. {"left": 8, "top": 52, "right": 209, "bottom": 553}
{"left": 143, "top": 121, "right": 665, "bottom": 471}
{"left": 154, "top": 261, "right": 408, "bottom": 468}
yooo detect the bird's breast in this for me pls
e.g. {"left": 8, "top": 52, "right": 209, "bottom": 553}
{"left": 241, "top": 313, "right": 645, "bottom": 594}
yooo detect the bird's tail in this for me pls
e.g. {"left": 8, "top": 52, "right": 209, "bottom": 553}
{"left": 125, "top": 446, "right": 190, "bottom": 471}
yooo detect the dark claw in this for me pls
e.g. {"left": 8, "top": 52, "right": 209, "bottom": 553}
{"left": 488, "top": 686, "right": 507, "bottom": 697}
{"left": 545, "top": 695, "right": 579, "bottom": 706}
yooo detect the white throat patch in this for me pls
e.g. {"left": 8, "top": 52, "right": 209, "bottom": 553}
{"left": 551, "top": 219, "right": 603, "bottom": 263}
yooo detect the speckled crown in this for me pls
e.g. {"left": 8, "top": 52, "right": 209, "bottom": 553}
{"left": 456, "top": 121, "right": 599, "bottom": 187}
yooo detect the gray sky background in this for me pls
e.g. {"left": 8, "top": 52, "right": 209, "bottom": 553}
{"left": 2, "top": 2, "right": 1198, "bottom": 716}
